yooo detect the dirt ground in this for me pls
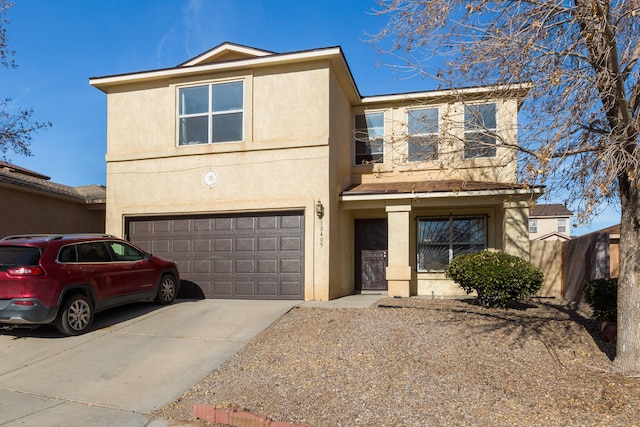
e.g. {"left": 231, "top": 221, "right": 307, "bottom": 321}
{"left": 154, "top": 298, "right": 639, "bottom": 426}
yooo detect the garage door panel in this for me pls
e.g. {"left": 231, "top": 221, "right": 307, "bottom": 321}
{"left": 281, "top": 258, "right": 302, "bottom": 274}
{"left": 258, "top": 237, "right": 277, "bottom": 251}
{"left": 281, "top": 236, "right": 302, "bottom": 251}
{"left": 127, "top": 212, "right": 304, "bottom": 299}
{"left": 214, "top": 238, "right": 232, "bottom": 252}
{"left": 236, "top": 238, "right": 255, "bottom": 251}
{"left": 213, "top": 259, "right": 233, "bottom": 273}
{"left": 236, "top": 259, "right": 255, "bottom": 273}
{"left": 236, "top": 281, "right": 256, "bottom": 296}
{"left": 194, "top": 240, "right": 211, "bottom": 252}
{"left": 258, "top": 216, "right": 277, "bottom": 229}
{"left": 215, "top": 218, "right": 233, "bottom": 230}
{"left": 212, "top": 281, "right": 233, "bottom": 297}
{"left": 258, "top": 259, "right": 277, "bottom": 273}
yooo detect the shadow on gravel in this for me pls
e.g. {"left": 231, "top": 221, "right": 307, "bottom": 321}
{"left": 539, "top": 300, "right": 616, "bottom": 361}
{"left": 378, "top": 297, "right": 616, "bottom": 361}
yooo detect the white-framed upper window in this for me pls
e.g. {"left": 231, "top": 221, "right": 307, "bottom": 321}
{"left": 529, "top": 219, "right": 538, "bottom": 233}
{"left": 407, "top": 108, "right": 439, "bottom": 162}
{"left": 354, "top": 112, "right": 384, "bottom": 165}
{"left": 178, "top": 81, "right": 244, "bottom": 145}
{"left": 464, "top": 103, "right": 497, "bottom": 159}
{"left": 557, "top": 218, "right": 567, "bottom": 233}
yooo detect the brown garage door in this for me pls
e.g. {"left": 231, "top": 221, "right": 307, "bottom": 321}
{"left": 126, "top": 212, "right": 304, "bottom": 300}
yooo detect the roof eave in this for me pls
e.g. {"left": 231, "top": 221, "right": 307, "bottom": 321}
{"left": 89, "top": 46, "right": 362, "bottom": 102}
{"left": 340, "top": 186, "right": 543, "bottom": 203}
{"left": 360, "top": 82, "right": 532, "bottom": 105}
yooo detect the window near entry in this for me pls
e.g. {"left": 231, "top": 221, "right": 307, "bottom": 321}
{"left": 464, "top": 103, "right": 497, "bottom": 159}
{"left": 354, "top": 112, "right": 384, "bottom": 164}
{"left": 529, "top": 219, "right": 538, "bottom": 233}
{"left": 178, "top": 81, "right": 243, "bottom": 145}
{"left": 408, "top": 108, "right": 439, "bottom": 161}
{"left": 417, "top": 216, "right": 486, "bottom": 271}
{"left": 557, "top": 218, "right": 567, "bottom": 233}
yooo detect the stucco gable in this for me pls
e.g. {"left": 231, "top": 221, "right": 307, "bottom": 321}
{"left": 179, "top": 42, "right": 275, "bottom": 67}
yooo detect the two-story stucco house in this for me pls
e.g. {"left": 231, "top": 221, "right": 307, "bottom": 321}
{"left": 529, "top": 203, "right": 573, "bottom": 241}
{"left": 90, "top": 42, "right": 541, "bottom": 301}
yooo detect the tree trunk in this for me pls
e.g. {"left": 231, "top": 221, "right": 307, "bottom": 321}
{"left": 614, "top": 178, "right": 640, "bottom": 376}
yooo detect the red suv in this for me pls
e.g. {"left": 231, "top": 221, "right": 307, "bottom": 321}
{"left": 0, "top": 234, "right": 180, "bottom": 335}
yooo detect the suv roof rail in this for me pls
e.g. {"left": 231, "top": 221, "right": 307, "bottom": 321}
{"left": 1, "top": 234, "right": 53, "bottom": 241}
{"left": 1, "top": 234, "right": 117, "bottom": 241}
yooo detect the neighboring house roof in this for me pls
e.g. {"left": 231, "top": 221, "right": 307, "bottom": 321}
{"left": 591, "top": 224, "right": 620, "bottom": 237}
{"left": 0, "top": 162, "right": 105, "bottom": 204}
{"left": 532, "top": 231, "right": 572, "bottom": 242}
{"left": 341, "top": 180, "right": 540, "bottom": 201}
{"left": 595, "top": 224, "right": 620, "bottom": 234}
{"left": 530, "top": 203, "right": 572, "bottom": 218}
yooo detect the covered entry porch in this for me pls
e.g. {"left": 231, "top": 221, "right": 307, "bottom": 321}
{"left": 341, "top": 180, "right": 539, "bottom": 298}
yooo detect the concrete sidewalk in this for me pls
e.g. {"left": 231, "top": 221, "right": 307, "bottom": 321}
{"left": 299, "top": 292, "right": 387, "bottom": 309}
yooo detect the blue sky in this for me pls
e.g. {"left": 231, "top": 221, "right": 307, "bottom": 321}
{"left": 0, "top": 0, "right": 619, "bottom": 234}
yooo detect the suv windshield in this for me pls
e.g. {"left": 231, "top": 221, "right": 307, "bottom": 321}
{"left": 0, "top": 246, "right": 42, "bottom": 271}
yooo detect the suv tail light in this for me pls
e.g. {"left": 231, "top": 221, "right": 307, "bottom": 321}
{"left": 7, "top": 266, "right": 44, "bottom": 276}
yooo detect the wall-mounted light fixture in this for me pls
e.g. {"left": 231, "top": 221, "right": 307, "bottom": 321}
{"left": 316, "top": 200, "right": 324, "bottom": 219}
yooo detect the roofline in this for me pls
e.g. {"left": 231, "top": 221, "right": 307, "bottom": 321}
{"left": 360, "top": 82, "right": 532, "bottom": 104}
{"left": 340, "top": 186, "right": 543, "bottom": 202}
{"left": 178, "top": 41, "right": 275, "bottom": 67}
{"left": 89, "top": 46, "right": 362, "bottom": 100}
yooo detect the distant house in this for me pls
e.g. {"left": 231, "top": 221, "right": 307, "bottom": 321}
{"left": 529, "top": 203, "right": 573, "bottom": 241}
{"left": 90, "top": 42, "right": 542, "bottom": 301}
{"left": 0, "top": 161, "right": 106, "bottom": 237}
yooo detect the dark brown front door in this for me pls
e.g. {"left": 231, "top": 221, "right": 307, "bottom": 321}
{"left": 355, "top": 219, "right": 388, "bottom": 291}
{"left": 361, "top": 250, "right": 387, "bottom": 290}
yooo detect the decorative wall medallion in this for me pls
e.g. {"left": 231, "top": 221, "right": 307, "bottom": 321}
{"left": 203, "top": 170, "right": 219, "bottom": 188}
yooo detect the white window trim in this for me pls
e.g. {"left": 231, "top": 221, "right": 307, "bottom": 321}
{"left": 462, "top": 102, "right": 498, "bottom": 160}
{"left": 176, "top": 79, "right": 245, "bottom": 147}
{"left": 353, "top": 111, "right": 385, "bottom": 166}
{"left": 407, "top": 107, "right": 440, "bottom": 162}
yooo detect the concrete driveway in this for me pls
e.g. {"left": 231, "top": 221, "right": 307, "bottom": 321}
{"left": 0, "top": 299, "right": 297, "bottom": 426}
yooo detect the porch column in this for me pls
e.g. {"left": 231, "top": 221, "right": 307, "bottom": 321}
{"left": 386, "top": 204, "right": 412, "bottom": 297}
{"left": 502, "top": 200, "right": 530, "bottom": 260}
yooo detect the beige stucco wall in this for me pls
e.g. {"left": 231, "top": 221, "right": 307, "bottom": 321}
{"left": 103, "top": 62, "right": 335, "bottom": 301}
{"left": 351, "top": 98, "right": 519, "bottom": 184}
{"left": 0, "top": 185, "right": 105, "bottom": 237}
{"left": 326, "top": 67, "right": 359, "bottom": 299}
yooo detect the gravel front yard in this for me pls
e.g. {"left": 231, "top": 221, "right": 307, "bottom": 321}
{"left": 154, "top": 298, "right": 639, "bottom": 426}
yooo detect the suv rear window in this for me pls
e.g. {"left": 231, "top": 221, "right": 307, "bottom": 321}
{"left": 0, "top": 246, "right": 42, "bottom": 271}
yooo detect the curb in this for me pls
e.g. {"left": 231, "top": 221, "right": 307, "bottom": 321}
{"left": 193, "top": 405, "right": 310, "bottom": 427}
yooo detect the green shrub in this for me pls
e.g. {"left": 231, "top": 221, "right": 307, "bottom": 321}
{"left": 584, "top": 278, "right": 618, "bottom": 322}
{"left": 445, "top": 251, "right": 544, "bottom": 307}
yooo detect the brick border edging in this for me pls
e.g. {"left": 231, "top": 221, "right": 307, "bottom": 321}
{"left": 193, "top": 405, "right": 311, "bottom": 427}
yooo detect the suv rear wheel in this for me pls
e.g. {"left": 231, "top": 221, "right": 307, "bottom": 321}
{"left": 155, "top": 274, "right": 177, "bottom": 305}
{"left": 55, "top": 294, "right": 94, "bottom": 336}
